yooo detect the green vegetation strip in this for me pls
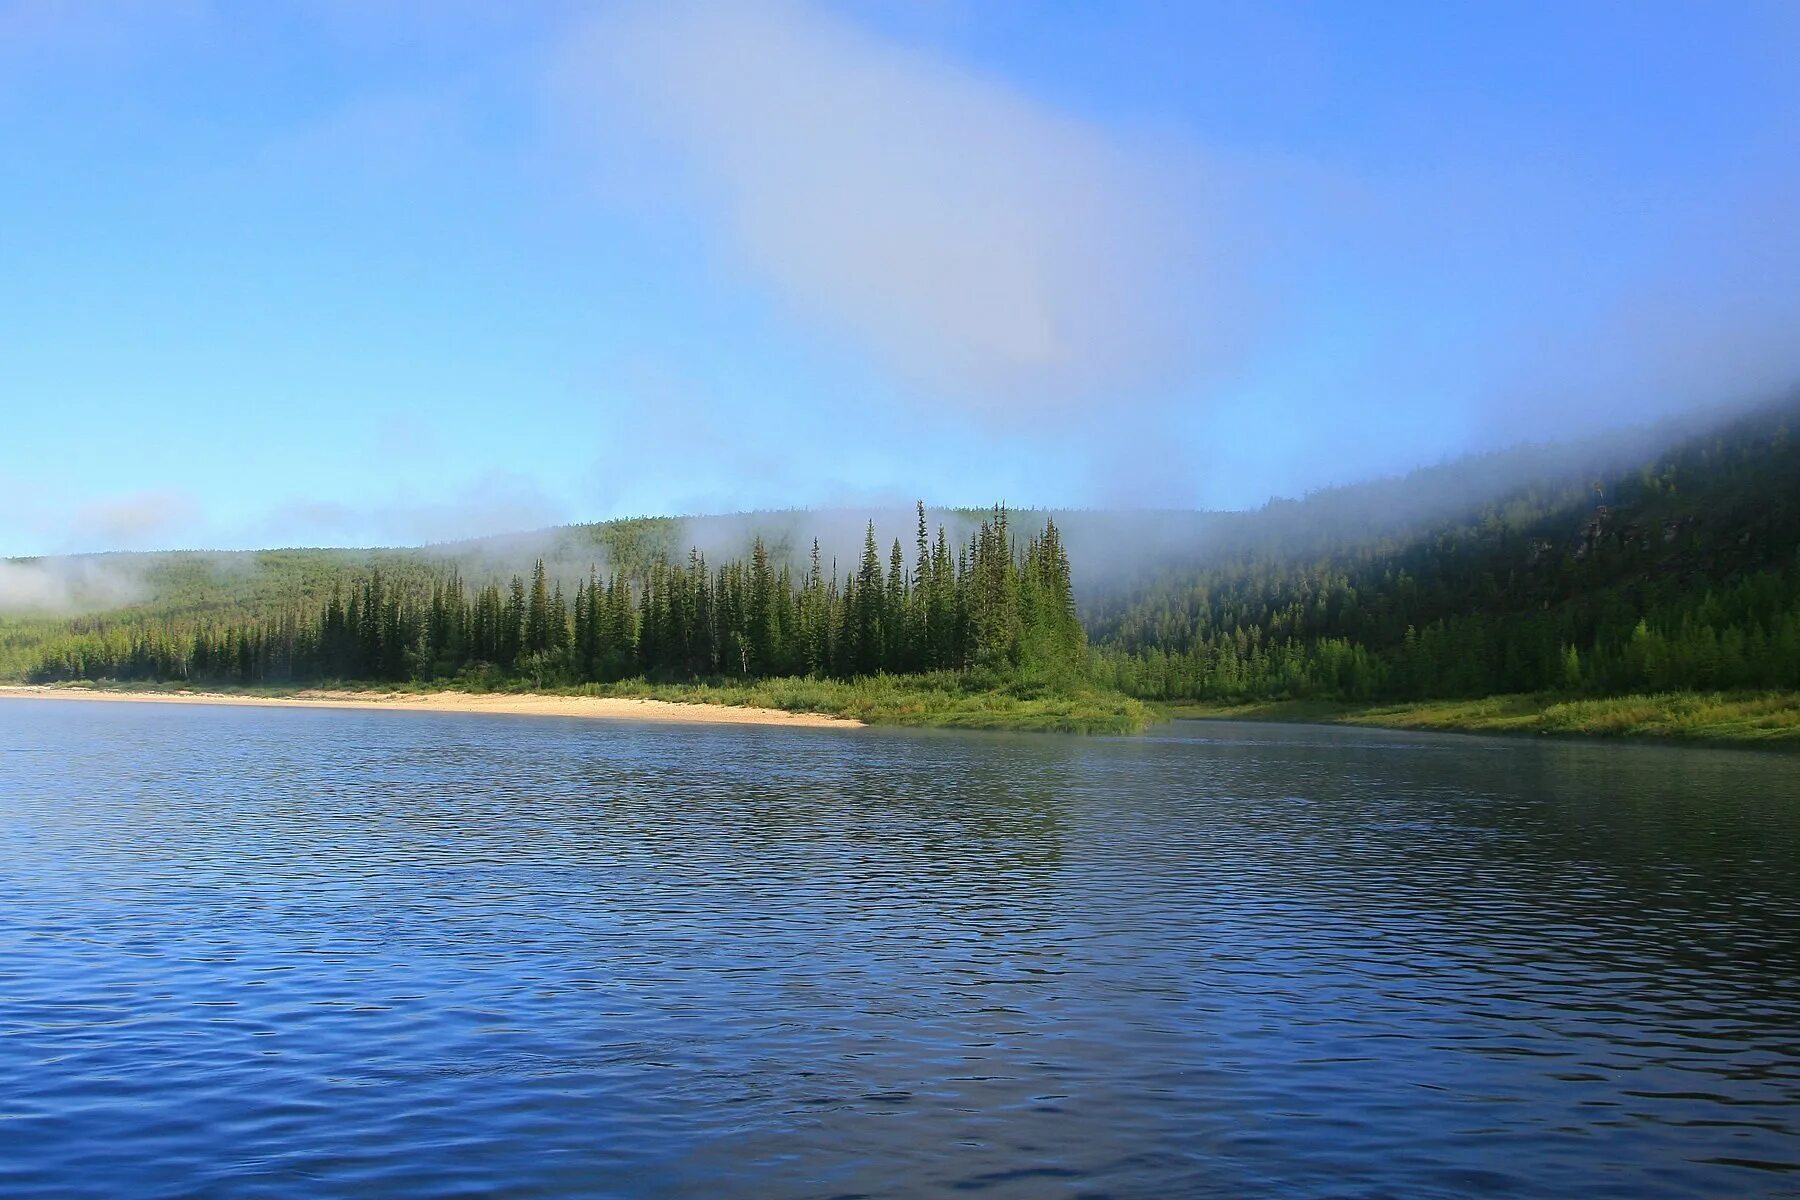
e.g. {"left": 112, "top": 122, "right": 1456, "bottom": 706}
{"left": 596, "top": 674, "right": 1154, "bottom": 734}
{"left": 1163, "top": 691, "right": 1800, "bottom": 750}
{"left": 29, "top": 675, "right": 1156, "bottom": 736}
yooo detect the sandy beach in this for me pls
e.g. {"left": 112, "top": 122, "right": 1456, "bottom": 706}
{"left": 0, "top": 685, "right": 862, "bottom": 728}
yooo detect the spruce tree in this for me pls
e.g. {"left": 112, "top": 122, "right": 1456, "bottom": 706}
{"left": 854, "top": 522, "right": 885, "bottom": 675}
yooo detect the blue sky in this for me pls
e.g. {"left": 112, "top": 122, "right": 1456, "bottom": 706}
{"left": 1, "top": 0, "right": 1795, "bottom": 555}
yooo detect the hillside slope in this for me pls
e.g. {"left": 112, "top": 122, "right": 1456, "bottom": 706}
{"left": 1090, "top": 398, "right": 1800, "bottom": 700}
{"left": 4, "top": 397, "right": 1797, "bottom": 706}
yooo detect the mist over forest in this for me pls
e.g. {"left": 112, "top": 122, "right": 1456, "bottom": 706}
{"left": 7, "top": 8, "right": 1800, "bottom": 1199}
{"left": 4, "top": 388, "right": 1783, "bottom": 615}
{"left": 7, "top": 391, "right": 1796, "bottom": 717}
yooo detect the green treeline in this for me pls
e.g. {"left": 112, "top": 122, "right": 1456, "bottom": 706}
{"left": 12, "top": 401, "right": 1800, "bottom": 723}
{"left": 28, "top": 505, "right": 1088, "bottom": 689}
{"left": 1090, "top": 403, "right": 1800, "bottom": 702}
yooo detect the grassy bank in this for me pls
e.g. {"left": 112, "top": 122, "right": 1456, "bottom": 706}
{"left": 1163, "top": 690, "right": 1800, "bottom": 750}
{"left": 586, "top": 674, "right": 1154, "bottom": 734}
{"left": 19, "top": 676, "right": 1794, "bottom": 743}
{"left": 21, "top": 673, "right": 1156, "bottom": 735}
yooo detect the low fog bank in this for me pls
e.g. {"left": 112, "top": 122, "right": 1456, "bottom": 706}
{"left": 0, "top": 558, "right": 151, "bottom": 615}
{"left": 1240, "top": 391, "right": 1799, "bottom": 554}
{"left": 11, "top": 392, "right": 1790, "bottom": 618}
{"left": 455, "top": 506, "right": 1227, "bottom": 595}
{"left": 0, "top": 550, "right": 269, "bottom": 617}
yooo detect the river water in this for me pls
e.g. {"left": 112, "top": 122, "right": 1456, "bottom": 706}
{"left": 1, "top": 698, "right": 1796, "bottom": 1198}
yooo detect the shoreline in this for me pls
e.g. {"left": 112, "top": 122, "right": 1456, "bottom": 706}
{"left": 1159, "top": 690, "right": 1800, "bottom": 752}
{"left": 0, "top": 684, "right": 863, "bottom": 729}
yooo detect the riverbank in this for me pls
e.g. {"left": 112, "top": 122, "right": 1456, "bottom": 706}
{"left": 0, "top": 683, "right": 861, "bottom": 729}
{"left": 595, "top": 674, "right": 1154, "bottom": 734}
{"left": 1163, "top": 690, "right": 1800, "bottom": 750}
{"left": 0, "top": 674, "right": 1156, "bottom": 734}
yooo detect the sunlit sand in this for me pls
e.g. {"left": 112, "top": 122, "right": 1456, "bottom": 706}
{"left": 0, "top": 685, "right": 861, "bottom": 728}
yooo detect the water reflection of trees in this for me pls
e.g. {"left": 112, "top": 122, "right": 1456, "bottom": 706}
{"left": 733, "top": 728, "right": 1076, "bottom": 886}
{"left": 478, "top": 725, "right": 1083, "bottom": 895}
{"left": 1238, "top": 727, "right": 1800, "bottom": 1001}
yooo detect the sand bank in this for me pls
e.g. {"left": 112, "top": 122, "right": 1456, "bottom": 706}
{"left": 0, "top": 685, "right": 861, "bottom": 728}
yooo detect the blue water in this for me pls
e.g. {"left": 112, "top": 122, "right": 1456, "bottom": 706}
{"left": 1, "top": 698, "right": 1797, "bottom": 1198}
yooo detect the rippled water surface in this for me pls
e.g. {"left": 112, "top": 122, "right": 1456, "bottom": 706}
{"left": 2, "top": 699, "right": 1798, "bottom": 1198}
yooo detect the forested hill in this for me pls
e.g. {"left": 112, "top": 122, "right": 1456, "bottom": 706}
{"left": 7, "top": 507, "right": 1091, "bottom": 688}
{"left": 4, "top": 396, "right": 1797, "bottom": 705}
{"left": 1089, "top": 396, "right": 1800, "bottom": 701}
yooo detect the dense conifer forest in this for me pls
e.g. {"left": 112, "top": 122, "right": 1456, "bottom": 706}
{"left": 4, "top": 399, "right": 1797, "bottom": 719}
{"left": 1087, "top": 400, "right": 1800, "bottom": 702}
{"left": 17, "top": 506, "right": 1088, "bottom": 691}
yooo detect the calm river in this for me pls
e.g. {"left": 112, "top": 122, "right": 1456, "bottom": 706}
{"left": 1, "top": 699, "right": 1796, "bottom": 1198}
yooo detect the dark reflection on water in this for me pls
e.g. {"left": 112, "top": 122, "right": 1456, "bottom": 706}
{"left": 1, "top": 702, "right": 1797, "bottom": 1199}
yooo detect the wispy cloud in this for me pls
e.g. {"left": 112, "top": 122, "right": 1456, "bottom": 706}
{"left": 556, "top": 0, "right": 1228, "bottom": 417}
{"left": 254, "top": 472, "right": 565, "bottom": 547}
{"left": 0, "top": 482, "right": 204, "bottom": 558}
{"left": 551, "top": 0, "right": 1799, "bottom": 503}
{"left": 70, "top": 488, "right": 201, "bottom": 550}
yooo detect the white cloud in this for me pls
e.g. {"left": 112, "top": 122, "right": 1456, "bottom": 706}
{"left": 557, "top": 0, "right": 1226, "bottom": 416}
